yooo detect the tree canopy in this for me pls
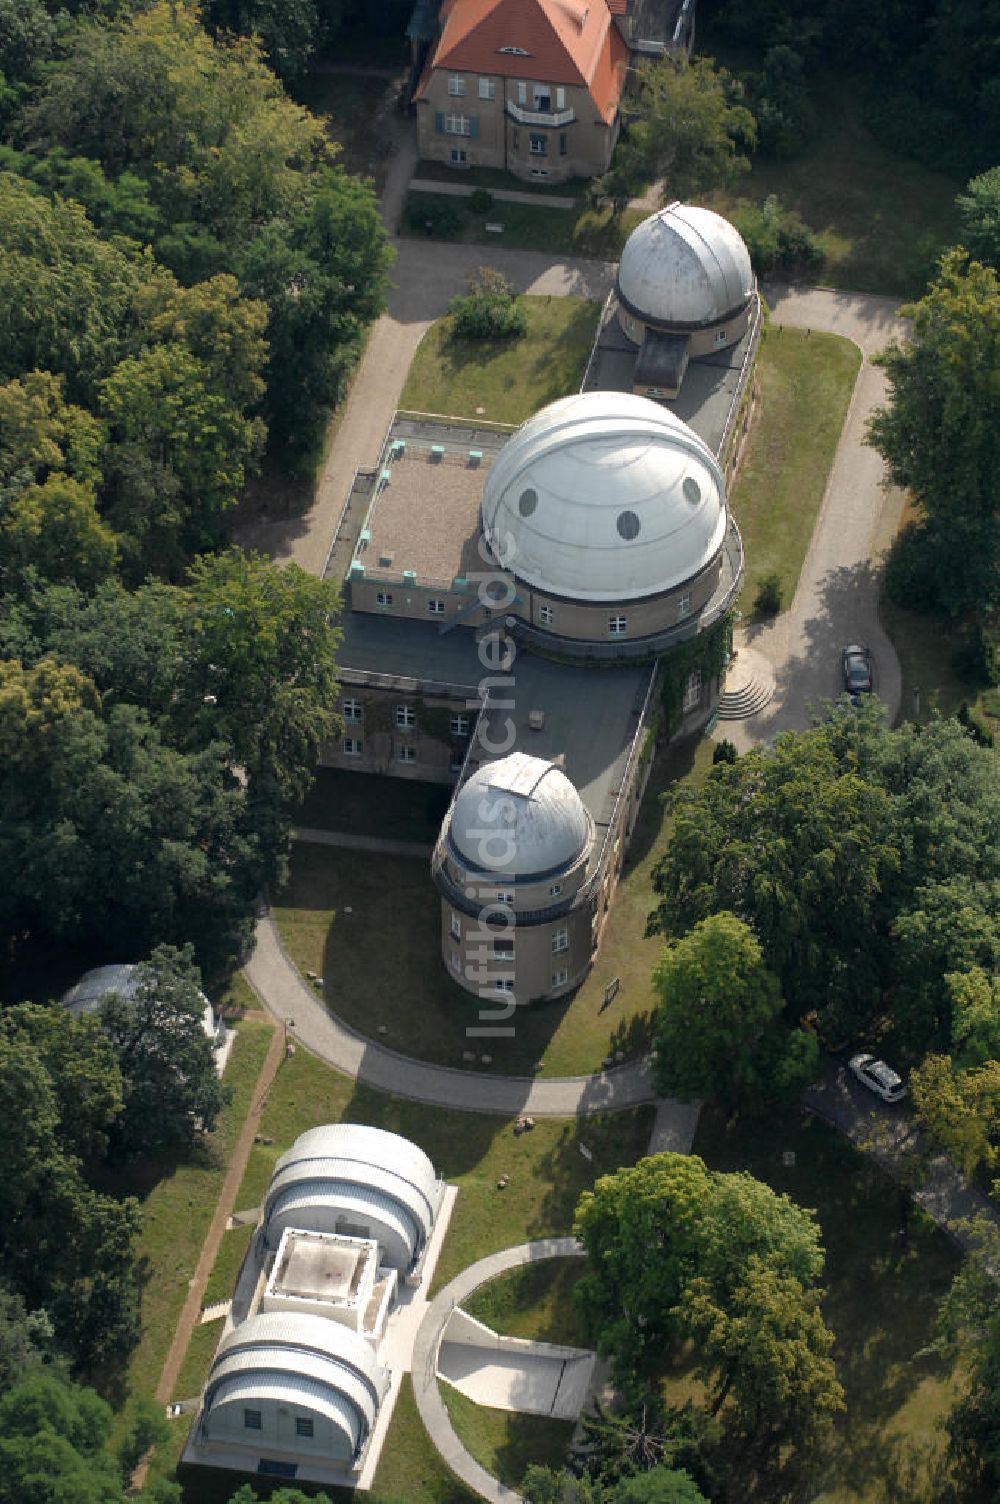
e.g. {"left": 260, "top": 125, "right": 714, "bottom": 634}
{"left": 870, "top": 250, "right": 1000, "bottom": 618}
{"left": 616, "top": 56, "right": 755, "bottom": 203}
{"left": 957, "top": 166, "right": 1000, "bottom": 271}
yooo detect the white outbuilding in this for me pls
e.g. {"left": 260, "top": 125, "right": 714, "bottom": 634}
{"left": 199, "top": 1311, "right": 387, "bottom": 1467}
{"left": 262, "top": 1124, "right": 444, "bottom": 1274}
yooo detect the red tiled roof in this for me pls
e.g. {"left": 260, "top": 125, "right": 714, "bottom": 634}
{"left": 430, "top": 0, "right": 616, "bottom": 89}
{"left": 606, "top": 0, "right": 627, "bottom": 12}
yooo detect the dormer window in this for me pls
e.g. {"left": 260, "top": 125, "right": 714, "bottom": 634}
{"left": 498, "top": 45, "right": 529, "bottom": 55}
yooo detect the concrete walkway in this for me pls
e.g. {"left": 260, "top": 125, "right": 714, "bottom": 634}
{"left": 244, "top": 912, "right": 660, "bottom": 1117}
{"left": 410, "top": 176, "right": 577, "bottom": 209}
{"left": 720, "top": 284, "right": 910, "bottom": 749}
{"left": 412, "top": 1238, "right": 583, "bottom": 1504}
{"left": 293, "top": 826, "right": 434, "bottom": 858}
{"left": 439, "top": 1307, "right": 595, "bottom": 1417}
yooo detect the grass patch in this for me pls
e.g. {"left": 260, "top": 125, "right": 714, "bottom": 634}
{"left": 400, "top": 295, "right": 601, "bottom": 425}
{"left": 201, "top": 1222, "right": 253, "bottom": 1307}
{"left": 441, "top": 1385, "right": 574, "bottom": 1488}
{"left": 464, "top": 1258, "right": 588, "bottom": 1347}
{"left": 232, "top": 1044, "right": 653, "bottom": 1294}
{"left": 171, "top": 1319, "right": 223, "bottom": 1405}
{"left": 403, "top": 190, "right": 644, "bottom": 260}
{"left": 693, "top": 1105, "right": 963, "bottom": 1502}
{"left": 703, "top": 76, "right": 960, "bottom": 299}
{"left": 120, "top": 1017, "right": 273, "bottom": 1402}
{"left": 731, "top": 325, "right": 861, "bottom": 615}
{"left": 371, "top": 1375, "right": 474, "bottom": 1504}
{"left": 274, "top": 734, "right": 713, "bottom": 1078}
{"left": 294, "top": 767, "right": 450, "bottom": 843}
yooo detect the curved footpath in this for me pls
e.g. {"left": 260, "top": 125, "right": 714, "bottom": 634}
{"left": 411, "top": 1238, "right": 583, "bottom": 1504}
{"left": 245, "top": 913, "right": 657, "bottom": 1116}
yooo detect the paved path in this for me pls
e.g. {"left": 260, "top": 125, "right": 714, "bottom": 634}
{"left": 411, "top": 1238, "right": 583, "bottom": 1504}
{"left": 410, "top": 176, "right": 577, "bottom": 209}
{"left": 803, "top": 1061, "right": 1000, "bottom": 1250}
{"left": 245, "top": 913, "right": 659, "bottom": 1117}
{"left": 293, "top": 826, "right": 433, "bottom": 858}
{"left": 721, "top": 284, "right": 910, "bottom": 749}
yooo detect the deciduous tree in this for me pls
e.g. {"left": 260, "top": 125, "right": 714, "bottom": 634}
{"left": 625, "top": 56, "right": 756, "bottom": 200}
{"left": 1, "top": 474, "right": 118, "bottom": 590}
{"left": 956, "top": 165, "right": 1000, "bottom": 269}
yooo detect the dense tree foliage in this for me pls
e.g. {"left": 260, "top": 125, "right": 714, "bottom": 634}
{"left": 957, "top": 166, "right": 1000, "bottom": 271}
{"left": 0, "top": 1024, "right": 138, "bottom": 1370}
{"left": 523, "top": 1464, "right": 708, "bottom": 1503}
{"left": 573, "top": 1154, "right": 840, "bottom": 1483}
{"left": 99, "top": 945, "right": 229, "bottom": 1159}
{"left": 649, "top": 707, "right": 1000, "bottom": 1052}
{"left": 0, "top": 1281, "right": 61, "bottom": 1393}
{"left": 871, "top": 251, "right": 1000, "bottom": 618}
{"left": 652, "top": 912, "right": 818, "bottom": 1109}
{"left": 934, "top": 1217, "right": 1000, "bottom": 1490}
{"left": 909, "top": 1053, "right": 1000, "bottom": 1178}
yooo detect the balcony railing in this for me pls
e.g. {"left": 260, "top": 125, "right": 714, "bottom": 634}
{"left": 505, "top": 102, "right": 575, "bottom": 127}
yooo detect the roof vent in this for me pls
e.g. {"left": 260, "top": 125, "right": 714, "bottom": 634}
{"left": 498, "top": 45, "right": 529, "bottom": 54}
{"left": 528, "top": 709, "right": 545, "bottom": 731}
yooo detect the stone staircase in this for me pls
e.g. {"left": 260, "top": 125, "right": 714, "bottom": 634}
{"left": 716, "top": 647, "right": 777, "bottom": 721}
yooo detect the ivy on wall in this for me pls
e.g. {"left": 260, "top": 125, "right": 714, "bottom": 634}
{"left": 658, "top": 611, "right": 734, "bottom": 736}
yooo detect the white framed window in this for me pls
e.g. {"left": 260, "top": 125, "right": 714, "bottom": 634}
{"left": 450, "top": 147, "right": 467, "bottom": 164}
{"left": 609, "top": 615, "right": 628, "bottom": 636}
{"left": 376, "top": 590, "right": 393, "bottom": 607}
{"left": 683, "top": 668, "right": 703, "bottom": 712}
{"left": 343, "top": 736, "right": 363, "bottom": 757}
{"left": 552, "top": 968, "right": 569, "bottom": 987}
{"left": 556, "top": 86, "right": 566, "bottom": 109}
{"left": 244, "top": 1409, "right": 262, "bottom": 1430}
{"left": 552, "top": 928, "right": 569, "bottom": 955}
{"left": 448, "top": 74, "right": 465, "bottom": 96}
{"left": 539, "top": 604, "right": 554, "bottom": 626}
{"left": 395, "top": 704, "right": 415, "bottom": 729}
{"left": 479, "top": 76, "right": 496, "bottom": 100}
{"left": 398, "top": 745, "right": 416, "bottom": 764}
{"left": 445, "top": 113, "right": 471, "bottom": 136}
{"left": 549, "top": 882, "right": 562, "bottom": 897}
{"left": 342, "top": 697, "right": 362, "bottom": 723}
{"left": 451, "top": 912, "right": 462, "bottom": 940}
{"left": 428, "top": 598, "right": 446, "bottom": 615}
{"left": 529, "top": 133, "right": 547, "bottom": 155}
{"left": 677, "top": 592, "right": 692, "bottom": 620}
{"left": 450, "top": 714, "right": 470, "bottom": 736}
{"left": 516, "top": 81, "right": 527, "bottom": 105}
{"left": 496, "top": 891, "right": 514, "bottom": 905}
{"left": 714, "top": 328, "right": 728, "bottom": 345}
{"left": 495, "top": 978, "right": 515, "bottom": 993}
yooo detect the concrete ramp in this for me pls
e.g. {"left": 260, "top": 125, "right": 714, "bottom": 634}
{"left": 438, "top": 1308, "right": 596, "bottom": 1419}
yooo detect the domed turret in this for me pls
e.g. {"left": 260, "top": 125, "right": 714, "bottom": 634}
{"left": 481, "top": 390, "right": 726, "bottom": 604}
{"left": 617, "top": 202, "right": 754, "bottom": 334}
{"left": 448, "top": 751, "right": 591, "bottom": 881}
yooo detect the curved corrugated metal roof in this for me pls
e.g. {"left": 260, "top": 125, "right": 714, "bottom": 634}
{"left": 481, "top": 391, "right": 727, "bottom": 602}
{"left": 272, "top": 1126, "right": 438, "bottom": 1223}
{"left": 215, "top": 1312, "right": 381, "bottom": 1397}
{"left": 264, "top": 1182, "right": 420, "bottom": 1261}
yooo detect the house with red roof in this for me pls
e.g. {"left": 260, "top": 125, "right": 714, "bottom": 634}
{"left": 414, "top": 0, "right": 631, "bottom": 183}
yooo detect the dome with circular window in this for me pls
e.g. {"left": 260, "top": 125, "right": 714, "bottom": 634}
{"left": 448, "top": 751, "right": 592, "bottom": 881}
{"left": 617, "top": 202, "right": 754, "bottom": 331}
{"left": 481, "top": 391, "right": 726, "bottom": 603}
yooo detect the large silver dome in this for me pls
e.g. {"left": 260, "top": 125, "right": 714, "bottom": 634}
{"left": 617, "top": 203, "right": 753, "bottom": 329}
{"left": 481, "top": 391, "right": 726, "bottom": 603}
{"left": 448, "top": 752, "right": 591, "bottom": 880}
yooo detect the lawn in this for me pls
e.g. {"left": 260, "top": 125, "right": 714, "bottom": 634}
{"left": 692, "top": 1105, "right": 964, "bottom": 1503}
{"left": 294, "top": 71, "right": 401, "bottom": 180}
{"left": 273, "top": 734, "right": 715, "bottom": 1078}
{"left": 441, "top": 1386, "right": 575, "bottom": 1489}
{"left": 294, "top": 766, "right": 450, "bottom": 843}
{"left": 403, "top": 189, "right": 645, "bottom": 261}
{"left": 118, "top": 1014, "right": 274, "bottom": 1403}
{"left": 730, "top": 325, "right": 861, "bottom": 616}
{"left": 171, "top": 1319, "right": 225, "bottom": 1405}
{"left": 400, "top": 295, "right": 602, "bottom": 425}
{"left": 704, "top": 76, "right": 961, "bottom": 300}
{"left": 464, "top": 1257, "right": 588, "bottom": 1347}
{"left": 201, "top": 1222, "right": 254, "bottom": 1307}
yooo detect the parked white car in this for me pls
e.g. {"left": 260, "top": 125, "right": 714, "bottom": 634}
{"left": 848, "top": 1053, "right": 906, "bottom": 1103}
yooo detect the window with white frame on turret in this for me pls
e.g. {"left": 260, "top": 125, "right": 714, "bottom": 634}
{"left": 683, "top": 669, "right": 703, "bottom": 712}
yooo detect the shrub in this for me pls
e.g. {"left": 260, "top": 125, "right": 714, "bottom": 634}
{"left": 753, "top": 570, "right": 782, "bottom": 616}
{"left": 713, "top": 739, "right": 738, "bottom": 765}
{"left": 449, "top": 265, "right": 528, "bottom": 340}
{"left": 404, "top": 195, "right": 464, "bottom": 239}
{"left": 468, "top": 187, "right": 494, "bottom": 214}
{"left": 957, "top": 701, "right": 995, "bottom": 747}
{"left": 732, "top": 195, "right": 824, "bottom": 276}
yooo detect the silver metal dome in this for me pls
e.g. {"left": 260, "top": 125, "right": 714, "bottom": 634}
{"left": 481, "top": 391, "right": 726, "bottom": 602}
{"left": 617, "top": 202, "right": 753, "bottom": 329}
{"left": 448, "top": 752, "right": 592, "bottom": 881}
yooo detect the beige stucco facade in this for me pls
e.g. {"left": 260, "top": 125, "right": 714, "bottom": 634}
{"left": 416, "top": 69, "right": 619, "bottom": 182}
{"left": 322, "top": 683, "right": 475, "bottom": 783}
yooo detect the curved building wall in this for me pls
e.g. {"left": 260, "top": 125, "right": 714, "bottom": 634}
{"left": 618, "top": 298, "right": 753, "bottom": 360}
{"left": 264, "top": 1183, "right": 418, "bottom": 1271}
